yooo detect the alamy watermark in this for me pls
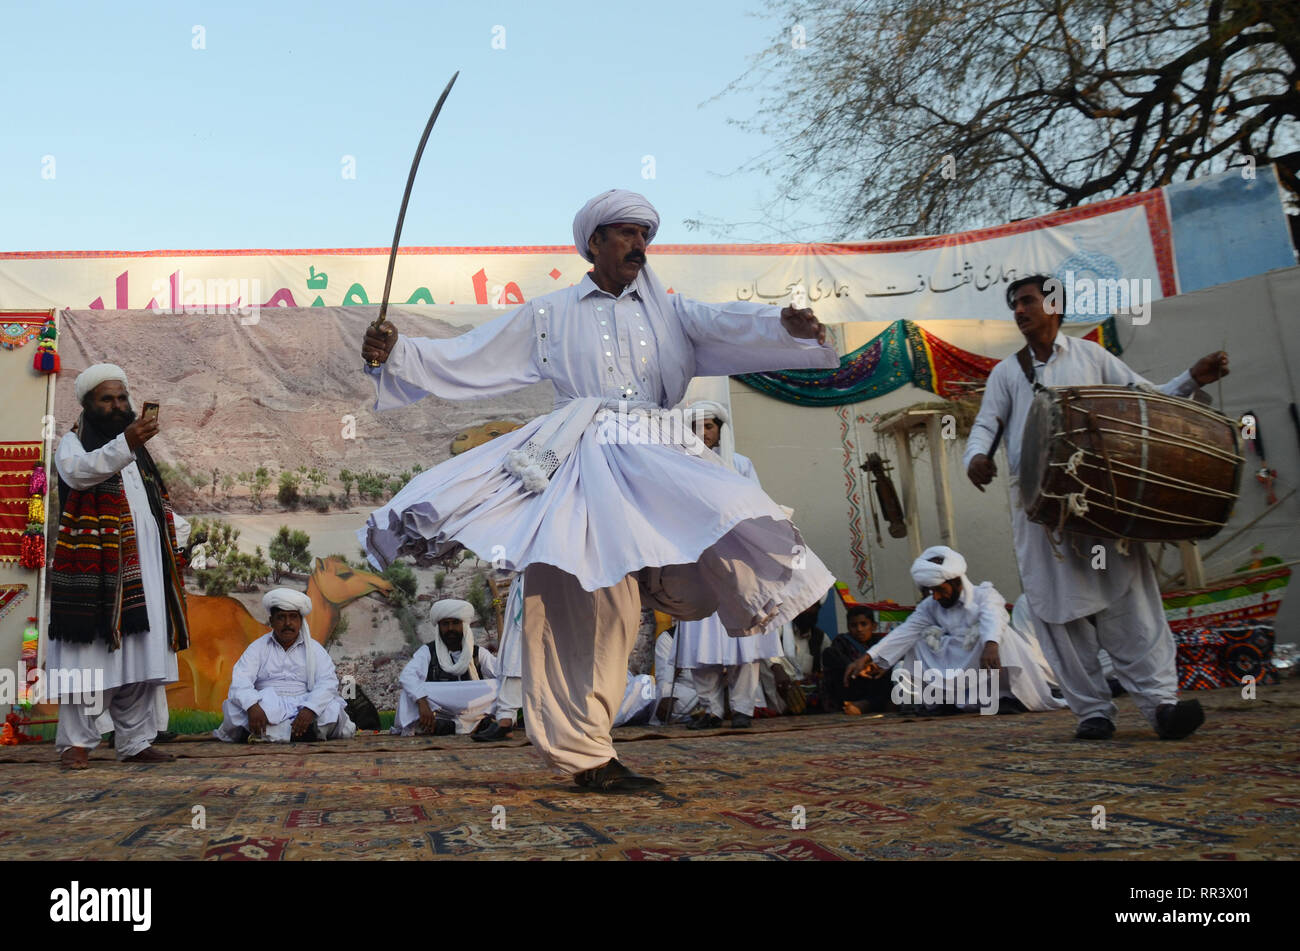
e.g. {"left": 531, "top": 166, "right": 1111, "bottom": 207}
{"left": 150, "top": 268, "right": 261, "bottom": 322}
{"left": 0, "top": 663, "right": 105, "bottom": 714}
{"left": 889, "top": 662, "right": 1000, "bottom": 714}
{"left": 1044, "top": 272, "right": 1153, "bottom": 325}
{"left": 594, "top": 403, "right": 707, "bottom": 455}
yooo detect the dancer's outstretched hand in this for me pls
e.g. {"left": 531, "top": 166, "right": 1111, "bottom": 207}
{"left": 781, "top": 306, "right": 827, "bottom": 345}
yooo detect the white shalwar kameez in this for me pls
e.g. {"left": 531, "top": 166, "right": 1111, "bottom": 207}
{"left": 359, "top": 197, "right": 837, "bottom": 774}
{"left": 392, "top": 644, "right": 500, "bottom": 735}
{"left": 50, "top": 431, "right": 179, "bottom": 759}
{"left": 489, "top": 578, "right": 525, "bottom": 725}
{"left": 213, "top": 630, "right": 355, "bottom": 742}
{"left": 651, "top": 631, "right": 700, "bottom": 724}
{"left": 964, "top": 332, "right": 1201, "bottom": 727}
{"left": 867, "top": 576, "right": 1064, "bottom": 712}
{"left": 674, "top": 451, "right": 785, "bottom": 718}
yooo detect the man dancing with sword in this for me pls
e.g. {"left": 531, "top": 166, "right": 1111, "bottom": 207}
{"left": 359, "top": 189, "right": 837, "bottom": 791}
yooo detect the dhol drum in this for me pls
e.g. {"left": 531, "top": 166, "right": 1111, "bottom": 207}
{"left": 1019, "top": 385, "right": 1244, "bottom": 542}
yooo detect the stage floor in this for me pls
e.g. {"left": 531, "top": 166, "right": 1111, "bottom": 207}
{"left": 2, "top": 681, "right": 1296, "bottom": 860}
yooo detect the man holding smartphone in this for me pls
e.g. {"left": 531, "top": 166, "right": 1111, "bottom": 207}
{"left": 47, "top": 364, "right": 189, "bottom": 769}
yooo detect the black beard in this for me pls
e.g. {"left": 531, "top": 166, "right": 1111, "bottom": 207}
{"left": 90, "top": 406, "right": 135, "bottom": 437}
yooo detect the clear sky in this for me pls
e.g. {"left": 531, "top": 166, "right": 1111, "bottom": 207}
{"left": 0, "top": 0, "right": 812, "bottom": 251}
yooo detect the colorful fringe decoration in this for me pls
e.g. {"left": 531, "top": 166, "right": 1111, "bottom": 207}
{"left": 27, "top": 495, "right": 44, "bottom": 524}
{"left": 736, "top": 317, "right": 1123, "bottom": 407}
{"left": 0, "top": 584, "right": 27, "bottom": 621}
{"left": 0, "top": 443, "right": 43, "bottom": 564}
{"left": 19, "top": 526, "right": 44, "bottom": 569}
{"left": 736, "top": 321, "right": 913, "bottom": 406}
{"left": 31, "top": 317, "right": 59, "bottom": 374}
{"left": 906, "top": 323, "right": 1000, "bottom": 399}
{"left": 28, "top": 463, "right": 46, "bottom": 496}
{"left": 0, "top": 310, "right": 54, "bottom": 351}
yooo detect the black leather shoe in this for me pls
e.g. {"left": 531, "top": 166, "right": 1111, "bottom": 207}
{"left": 1156, "top": 699, "right": 1204, "bottom": 740}
{"left": 997, "top": 696, "right": 1028, "bottom": 714}
{"left": 1075, "top": 717, "right": 1116, "bottom": 740}
{"left": 687, "top": 714, "right": 723, "bottom": 731}
{"left": 730, "top": 713, "right": 753, "bottom": 728}
{"left": 572, "top": 758, "right": 662, "bottom": 792}
{"left": 432, "top": 714, "right": 457, "bottom": 737}
{"left": 471, "top": 720, "right": 514, "bottom": 743}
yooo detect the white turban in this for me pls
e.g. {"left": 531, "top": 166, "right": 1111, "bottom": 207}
{"left": 262, "top": 588, "right": 317, "bottom": 683}
{"left": 427, "top": 598, "right": 475, "bottom": 627}
{"left": 263, "top": 588, "right": 312, "bottom": 618}
{"left": 572, "top": 189, "right": 660, "bottom": 262}
{"left": 75, "top": 363, "right": 129, "bottom": 403}
{"left": 681, "top": 399, "right": 736, "bottom": 471}
{"left": 424, "top": 598, "right": 479, "bottom": 678}
{"left": 910, "top": 546, "right": 968, "bottom": 590}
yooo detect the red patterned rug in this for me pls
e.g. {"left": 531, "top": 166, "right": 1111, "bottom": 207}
{"left": 1, "top": 680, "right": 1295, "bottom": 860}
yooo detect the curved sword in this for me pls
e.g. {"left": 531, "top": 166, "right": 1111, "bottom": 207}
{"left": 365, "top": 70, "right": 460, "bottom": 367}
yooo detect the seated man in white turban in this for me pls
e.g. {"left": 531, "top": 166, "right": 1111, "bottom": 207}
{"left": 845, "top": 546, "right": 1065, "bottom": 714}
{"left": 393, "top": 598, "right": 500, "bottom": 736}
{"left": 214, "top": 589, "right": 356, "bottom": 742}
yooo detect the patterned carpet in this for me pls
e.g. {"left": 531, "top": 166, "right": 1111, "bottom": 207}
{"left": 2, "top": 680, "right": 1296, "bottom": 860}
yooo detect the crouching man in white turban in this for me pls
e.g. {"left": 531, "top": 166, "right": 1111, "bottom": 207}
{"left": 213, "top": 589, "right": 356, "bottom": 743}
{"left": 845, "top": 546, "right": 1065, "bottom": 714}
{"left": 392, "top": 599, "right": 500, "bottom": 736}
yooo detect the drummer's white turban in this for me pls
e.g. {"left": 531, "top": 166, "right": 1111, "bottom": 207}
{"left": 910, "top": 546, "right": 968, "bottom": 590}
{"left": 263, "top": 588, "right": 312, "bottom": 618}
{"left": 75, "top": 363, "right": 129, "bottom": 403}
{"left": 573, "top": 189, "right": 660, "bottom": 262}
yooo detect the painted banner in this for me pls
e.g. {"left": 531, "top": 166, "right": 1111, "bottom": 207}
{"left": 3, "top": 169, "right": 1290, "bottom": 323}
{"left": 0, "top": 193, "right": 1176, "bottom": 324}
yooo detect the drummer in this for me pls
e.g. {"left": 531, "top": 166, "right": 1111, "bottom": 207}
{"left": 963, "top": 274, "right": 1229, "bottom": 742}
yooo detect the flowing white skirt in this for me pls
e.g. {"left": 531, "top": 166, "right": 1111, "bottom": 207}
{"left": 676, "top": 612, "right": 784, "bottom": 668}
{"left": 359, "top": 409, "right": 833, "bottom": 635}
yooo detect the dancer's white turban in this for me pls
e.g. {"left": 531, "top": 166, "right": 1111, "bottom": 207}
{"left": 75, "top": 363, "right": 129, "bottom": 403}
{"left": 572, "top": 189, "right": 660, "bottom": 262}
{"left": 910, "top": 546, "right": 968, "bottom": 590}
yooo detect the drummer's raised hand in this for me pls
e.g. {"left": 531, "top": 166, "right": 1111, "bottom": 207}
{"left": 967, "top": 453, "right": 997, "bottom": 492}
{"left": 363, "top": 320, "right": 398, "bottom": 365}
{"left": 1190, "top": 351, "right": 1229, "bottom": 386}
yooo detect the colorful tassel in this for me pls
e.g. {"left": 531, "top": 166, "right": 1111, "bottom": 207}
{"left": 27, "top": 495, "right": 44, "bottom": 524}
{"left": 32, "top": 317, "right": 59, "bottom": 374}
{"left": 19, "top": 527, "right": 44, "bottom": 569}
{"left": 28, "top": 463, "right": 46, "bottom": 495}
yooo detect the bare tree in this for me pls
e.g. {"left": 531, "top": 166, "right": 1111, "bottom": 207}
{"left": 705, "top": 0, "right": 1299, "bottom": 240}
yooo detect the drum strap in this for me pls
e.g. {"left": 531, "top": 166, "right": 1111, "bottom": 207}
{"left": 1015, "top": 346, "right": 1043, "bottom": 391}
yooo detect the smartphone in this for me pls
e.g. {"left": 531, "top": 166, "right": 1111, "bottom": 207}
{"left": 141, "top": 401, "right": 160, "bottom": 424}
